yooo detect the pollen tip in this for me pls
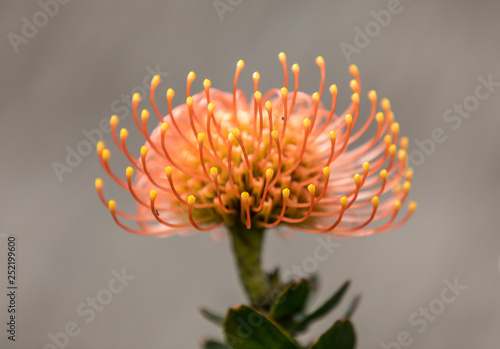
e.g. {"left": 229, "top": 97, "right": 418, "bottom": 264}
{"left": 398, "top": 149, "right": 407, "bottom": 161}
{"left": 400, "top": 136, "right": 409, "bottom": 149}
{"left": 101, "top": 149, "right": 110, "bottom": 161}
{"left": 108, "top": 200, "right": 116, "bottom": 212}
{"left": 381, "top": 98, "right": 391, "bottom": 110}
{"left": 345, "top": 114, "right": 353, "bottom": 125}
{"left": 254, "top": 91, "right": 262, "bottom": 101}
{"left": 405, "top": 168, "right": 414, "bottom": 181}
{"left": 351, "top": 92, "right": 359, "bottom": 104}
{"left": 409, "top": 201, "right": 417, "bottom": 213}
{"left": 380, "top": 169, "right": 388, "bottom": 179}
{"left": 187, "top": 71, "right": 196, "bottom": 80}
{"left": 197, "top": 132, "right": 205, "bottom": 143}
{"left": 241, "top": 191, "right": 249, "bottom": 201}
{"left": 95, "top": 178, "right": 103, "bottom": 190}
{"left": 389, "top": 144, "right": 397, "bottom": 155}
{"left": 228, "top": 132, "right": 235, "bottom": 142}
{"left": 161, "top": 123, "right": 168, "bottom": 133}
{"left": 384, "top": 135, "right": 392, "bottom": 146}
{"left": 140, "top": 146, "right": 148, "bottom": 158}
{"left": 151, "top": 75, "right": 160, "bottom": 86}
{"left": 237, "top": 60, "right": 245, "bottom": 69}
{"left": 312, "top": 92, "right": 320, "bottom": 103}
{"left": 303, "top": 118, "right": 311, "bottom": 128}
{"left": 150, "top": 190, "right": 157, "bottom": 201}
{"left": 323, "top": 167, "right": 330, "bottom": 177}
{"left": 349, "top": 64, "right": 359, "bottom": 76}
{"left": 278, "top": 52, "right": 286, "bottom": 60}
{"left": 126, "top": 167, "right": 134, "bottom": 178}
{"left": 307, "top": 184, "right": 316, "bottom": 195}
{"left": 394, "top": 200, "right": 402, "bottom": 211}
{"left": 186, "top": 96, "right": 194, "bottom": 106}
{"left": 165, "top": 166, "right": 173, "bottom": 177}
{"left": 271, "top": 130, "right": 279, "bottom": 140}
{"left": 363, "top": 162, "right": 370, "bottom": 173}
{"left": 282, "top": 188, "right": 290, "bottom": 198}
{"left": 188, "top": 195, "right": 196, "bottom": 206}
{"left": 252, "top": 71, "right": 260, "bottom": 80}
{"left": 119, "top": 129, "right": 128, "bottom": 140}
{"left": 132, "top": 93, "right": 141, "bottom": 104}
{"left": 166, "top": 88, "right": 175, "bottom": 100}
{"left": 315, "top": 56, "right": 324, "bottom": 66}
{"left": 368, "top": 90, "right": 377, "bottom": 101}
{"left": 281, "top": 87, "right": 288, "bottom": 97}
{"left": 376, "top": 112, "right": 384, "bottom": 124}
{"left": 110, "top": 115, "right": 119, "bottom": 126}
{"left": 391, "top": 122, "right": 400, "bottom": 134}
{"left": 232, "top": 128, "right": 240, "bottom": 138}
{"left": 353, "top": 173, "right": 361, "bottom": 186}
{"left": 208, "top": 102, "right": 215, "bottom": 113}
{"left": 329, "top": 84, "right": 338, "bottom": 95}
{"left": 203, "top": 79, "right": 211, "bottom": 89}
{"left": 97, "top": 141, "right": 105, "bottom": 154}
{"left": 372, "top": 196, "right": 379, "bottom": 207}
{"left": 340, "top": 196, "right": 348, "bottom": 208}
{"left": 141, "top": 109, "right": 149, "bottom": 121}
{"left": 266, "top": 168, "right": 274, "bottom": 179}
{"left": 265, "top": 100, "right": 273, "bottom": 111}
{"left": 329, "top": 130, "right": 336, "bottom": 141}
{"left": 210, "top": 167, "right": 218, "bottom": 178}
{"left": 291, "top": 63, "right": 299, "bottom": 73}
{"left": 403, "top": 181, "right": 411, "bottom": 193}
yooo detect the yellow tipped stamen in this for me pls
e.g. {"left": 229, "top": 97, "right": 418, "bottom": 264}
{"left": 310, "top": 92, "right": 320, "bottom": 131}
{"left": 102, "top": 149, "right": 110, "bottom": 161}
{"left": 403, "top": 181, "right": 411, "bottom": 193}
{"left": 308, "top": 184, "right": 316, "bottom": 195}
{"left": 380, "top": 169, "right": 388, "bottom": 180}
{"left": 150, "top": 190, "right": 157, "bottom": 201}
{"left": 315, "top": 56, "right": 326, "bottom": 98}
{"left": 372, "top": 196, "right": 379, "bottom": 209}
{"left": 290, "top": 63, "right": 300, "bottom": 114}
{"left": 188, "top": 195, "right": 196, "bottom": 206}
{"left": 400, "top": 136, "right": 409, "bottom": 151}
{"left": 132, "top": 93, "right": 141, "bottom": 105}
{"left": 405, "top": 168, "right": 414, "bottom": 181}
{"left": 140, "top": 146, "right": 148, "bottom": 158}
{"left": 233, "top": 60, "right": 245, "bottom": 123}
{"left": 186, "top": 71, "right": 196, "bottom": 98}
{"left": 376, "top": 112, "right": 384, "bottom": 124}
{"left": 126, "top": 166, "right": 134, "bottom": 179}
{"left": 409, "top": 201, "right": 417, "bottom": 213}
{"left": 278, "top": 52, "right": 288, "bottom": 88}
{"left": 354, "top": 173, "right": 361, "bottom": 188}
{"left": 149, "top": 75, "right": 165, "bottom": 122}
{"left": 232, "top": 128, "right": 254, "bottom": 186}
{"left": 210, "top": 167, "right": 218, "bottom": 178}
{"left": 96, "top": 141, "right": 105, "bottom": 156}
{"left": 394, "top": 200, "right": 402, "bottom": 211}
{"left": 381, "top": 98, "right": 391, "bottom": 113}
{"left": 141, "top": 109, "right": 149, "bottom": 123}
{"left": 271, "top": 130, "right": 279, "bottom": 140}
{"left": 280, "top": 87, "right": 288, "bottom": 142}
{"left": 203, "top": 79, "right": 211, "bottom": 103}
{"left": 241, "top": 191, "right": 252, "bottom": 229}
{"left": 252, "top": 72, "right": 260, "bottom": 91}
{"left": 260, "top": 188, "right": 289, "bottom": 228}
{"left": 108, "top": 200, "right": 116, "bottom": 212}
{"left": 349, "top": 64, "right": 359, "bottom": 79}
{"left": 368, "top": 90, "right": 377, "bottom": 102}
{"left": 323, "top": 167, "right": 330, "bottom": 177}
{"left": 350, "top": 80, "right": 359, "bottom": 94}
{"left": 197, "top": 132, "right": 205, "bottom": 144}
{"left": 95, "top": 178, "right": 103, "bottom": 190}
{"left": 384, "top": 135, "right": 392, "bottom": 147}
{"left": 341, "top": 196, "right": 348, "bottom": 209}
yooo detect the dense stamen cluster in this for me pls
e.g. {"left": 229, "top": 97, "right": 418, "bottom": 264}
{"left": 95, "top": 53, "right": 416, "bottom": 237}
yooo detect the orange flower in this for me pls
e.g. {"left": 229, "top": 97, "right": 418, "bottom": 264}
{"left": 95, "top": 53, "right": 416, "bottom": 237}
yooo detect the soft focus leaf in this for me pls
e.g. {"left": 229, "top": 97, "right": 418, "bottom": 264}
{"left": 292, "top": 280, "right": 350, "bottom": 332}
{"left": 343, "top": 295, "right": 361, "bottom": 319}
{"left": 269, "top": 279, "right": 310, "bottom": 319}
{"left": 309, "top": 319, "right": 356, "bottom": 349}
{"left": 201, "top": 339, "right": 229, "bottom": 348}
{"left": 200, "top": 307, "right": 224, "bottom": 327}
{"left": 223, "top": 305, "right": 301, "bottom": 349}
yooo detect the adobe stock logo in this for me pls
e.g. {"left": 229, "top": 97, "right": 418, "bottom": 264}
{"left": 7, "top": 0, "right": 73, "bottom": 54}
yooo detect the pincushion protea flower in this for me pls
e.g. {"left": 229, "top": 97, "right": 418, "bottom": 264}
{"left": 95, "top": 53, "right": 416, "bottom": 238}
{"left": 95, "top": 53, "right": 416, "bottom": 306}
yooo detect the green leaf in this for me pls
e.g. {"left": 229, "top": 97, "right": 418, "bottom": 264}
{"left": 309, "top": 319, "right": 356, "bottom": 349}
{"left": 292, "top": 280, "right": 350, "bottom": 333}
{"left": 343, "top": 295, "right": 361, "bottom": 319}
{"left": 223, "top": 305, "right": 302, "bottom": 349}
{"left": 200, "top": 307, "right": 224, "bottom": 327}
{"left": 201, "top": 339, "right": 229, "bottom": 349}
{"left": 269, "top": 279, "right": 310, "bottom": 319}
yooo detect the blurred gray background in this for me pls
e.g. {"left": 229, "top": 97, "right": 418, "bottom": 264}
{"left": 1, "top": 0, "right": 500, "bottom": 348}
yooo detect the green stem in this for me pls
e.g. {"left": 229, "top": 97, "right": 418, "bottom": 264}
{"left": 229, "top": 224, "right": 271, "bottom": 307}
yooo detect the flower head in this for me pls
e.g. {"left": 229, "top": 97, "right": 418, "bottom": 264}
{"left": 96, "top": 53, "right": 416, "bottom": 237}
